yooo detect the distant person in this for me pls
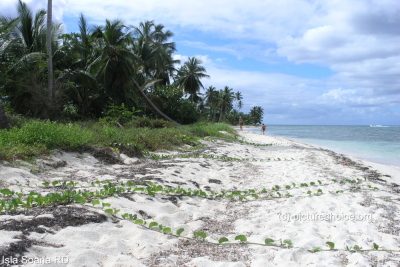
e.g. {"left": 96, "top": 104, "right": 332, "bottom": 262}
{"left": 261, "top": 124, "right": 266, "bottom": 134}
{"left": 239, "top": 117, "right": 244, "bottom": 131}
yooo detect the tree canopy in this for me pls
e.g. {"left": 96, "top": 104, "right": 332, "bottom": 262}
{"left": 0, "top": 0, "right": 264, "bottom": 126}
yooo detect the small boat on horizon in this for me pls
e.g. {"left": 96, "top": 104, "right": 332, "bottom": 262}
{"left": 370, "top": 125, "right": 389, "bottom": 127}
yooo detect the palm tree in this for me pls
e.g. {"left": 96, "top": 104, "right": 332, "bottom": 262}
{"left": 14, "top": 0, "right": 47, "bottom": 54}
{"left": 46, "top": 0, "right": 53, "bottom": 99}
{"left": 0, "top": 15, "right": 17, "bottom": 129}
{"left": 174, "top": 57, "right": 209, "bottom": 102}
{"left": 235, "top": 91, "right": 243, "bottom": 109}
{"left": 0, "top": 103, "right": 10, "bottom": 129}
{"left": 204, "top": 86, "right": 219, "bottom": 122}
{"left": 131, "top": 78, "right": 180, "bottom": 126}
{"left": 92, "top": 19, "right": 137, "bottom": 105}
{"left": 91, "top": 19, "right": 180, "bottom": 125}
{"left": 218, "top": 86, "right": 235, "bottom": 122}
{"left": 132, "top": 21, "right": 178, "bottom": 86}
{"left": 58, "top": 14, "right": 101, "bottom": 117}
{"left": 249, "top": 106, "right": 264, "bottom": 125}
{"left": 1, "top": 0, "right": 50, "bottom": 118}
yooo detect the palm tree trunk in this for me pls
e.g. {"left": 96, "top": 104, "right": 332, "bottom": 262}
{"left": 211, "top": 108, "right": 217, "bottom": 123}
{"left": 132, "top": 79, "right": 181, "bottom": 126}
{"left": 218, "top": 107, "right": 224, "bottom": 122}
{"left": 47, "top": 0, "right": 53, "bottom": 100}
{"left": 0, "top": 103, "right": 10, "bottom": 129}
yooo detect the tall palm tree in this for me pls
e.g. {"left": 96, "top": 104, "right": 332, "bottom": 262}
{"left": 1, "top": 0, "right": 51, "bottom": 118}
{"left": 59, "top": 14, "right": 100, "bottom": 116}
{"left": 133, "top": 21, "right": 178, "bottom": 86}
{"left": 235, "top": 91, "right": 243, "bottom": 109}
{"left": 14, "top": 0, "right": 47, "bottom": 54}
{"left": 92, "top": 19, "right": 137, "bottom": 105}
{"left": 204, "top": 86, "right": 219, "bottom": 122}
{"left": 46, "top": 0, "right": 53, "bottom": 99}
{"left": 218, "top": 86, "right": 235, "bottom": 122}
{"left": 0, "top": 103, "right": 10, "bottom": 129}
{"left": 0, "top": 15, "right": 17, "bottom": 129}
{"left": 174, "top": 57, "right": 209, "bottom": 102}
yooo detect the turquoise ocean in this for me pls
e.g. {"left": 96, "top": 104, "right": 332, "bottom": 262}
{"left": 245, "top": 125, "right": 400, "bottom": 168}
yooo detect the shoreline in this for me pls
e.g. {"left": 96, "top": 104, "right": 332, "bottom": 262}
{"left": 237, "top": 126, "right": 400, "bottom": 182}
{"left": 1, "top": 130, "right": 400, "bottom": 265}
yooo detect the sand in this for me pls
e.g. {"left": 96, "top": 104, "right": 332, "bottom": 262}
{"left": 1, "top": 129, "right": 400, "bottom": 266}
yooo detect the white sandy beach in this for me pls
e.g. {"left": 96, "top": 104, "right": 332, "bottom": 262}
{"left": 1, "top": 130, "right": 400, "bottom": 266}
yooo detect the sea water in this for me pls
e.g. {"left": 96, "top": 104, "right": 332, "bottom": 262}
{"left": 246, "top": 125, "right": 400, "bottom": 168}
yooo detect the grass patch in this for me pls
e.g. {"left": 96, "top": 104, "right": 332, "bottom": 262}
{"left": 0, "top": 119, "right": 237, "bottom": 161}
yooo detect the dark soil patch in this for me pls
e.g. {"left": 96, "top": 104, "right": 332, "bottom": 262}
{"left": 208, "top": 179, "right": 222, "bottom": 184}
{"left": 161, "top": 196, "right": 182, "bottom": 206}
{"left": 331, "top": 152, "right": 387, "bottom": 182}
{"left": 190, "top": 180, "right": 200, "bottom": 188}
{"left": 0, "top": 206, "right": 107, "bottom": 234}
{"left": 115, "top": 144, "right": 143, "bottom": 158}
{"left": 0, "top": 206, "right": 107, "bottom": 265}
{"left": 89, "top": 146, "right": 124, "bottom": 164}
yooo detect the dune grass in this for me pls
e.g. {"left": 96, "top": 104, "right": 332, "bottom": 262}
{"left": 0, "top": 119, "right": 237, "bottom": 161}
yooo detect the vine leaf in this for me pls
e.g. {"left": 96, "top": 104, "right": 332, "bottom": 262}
{"left": 176, "top": 228, "right": 184, "bottom": 236}
{"left": 235, "top": 235, "right": 247, "bottom": 242}
{"left": 134, "top": 219, "right": 144, "bottom": 225}
{"left": 326, "top": 241, "right": 335, "bottom": 250}
{"left": 149, "top": 222, "right": 158, "bottom": 228}
{"left": 163, "top": 227, "right": 172, "bottom": 233}
{"left": 283, "top": 239, "right": 293, "bottom": 247}
{"left": 73, "top": 195, "right": 86, "bottom": 203}
{"left": 265, "top": 238, "right": 274, "bottom": 245}
{"left": 104, "top": 209, "right": 113, "bottom": 214}
{"left": 92, "top": 200, "right": 100, "bottom": 206}
{"left": 219, "top": 237, "right": 229, "bottom": 244}
{"left": 194, "top": 231, "right": 207, "bottom": 239}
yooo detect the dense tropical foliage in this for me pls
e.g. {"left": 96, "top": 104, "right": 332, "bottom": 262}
{"left": 0, "top": 0, "right": 263, "bottom": 127}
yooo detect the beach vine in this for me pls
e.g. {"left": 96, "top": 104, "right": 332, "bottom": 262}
{"left": 1, "top": 177, "right": 398, "bottom": 254}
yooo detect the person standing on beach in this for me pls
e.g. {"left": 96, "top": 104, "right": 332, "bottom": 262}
{"left": 261, "top": 124, "right": 266, "bottom": 134}
{"left": 239, "top": 117, "right": 244, "bottom": 130}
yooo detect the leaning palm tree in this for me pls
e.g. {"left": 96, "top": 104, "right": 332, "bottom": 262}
{"left": 174, "top": 57, "right": 209, "bottom": 102}
{"left": 131, "top": 78, "right": 180, "bottom": 126}
{"left": 93, "top": 19, "right": 180, "bottom": 125}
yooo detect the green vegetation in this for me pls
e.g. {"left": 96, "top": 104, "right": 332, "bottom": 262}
{"left": 1, "top": 177, "right": 397, "bottom": 253}
{"left": 0, "top": 0, "right": 264, "bottom": 128}
{"left": 0, "top": 119, "right": 237, "bottom": 161}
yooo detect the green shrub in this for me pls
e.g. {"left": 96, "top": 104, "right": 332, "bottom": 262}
{"left": 151, "top": 119, "right": 174, "bottom": 129}
{"left": 130, "top": 117, "right": 153, "bottom": 128}
{"left": 0, "top": 118, "right": 237, "bottom": 161}
{"left": 185, "top": 122, "right": 237, "bottom": 138}
{"left": 6, "top": 120, "right": 94, "bottom": 149}
{"left": 99, "top": 103, "right": 141, "bottom": 126}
